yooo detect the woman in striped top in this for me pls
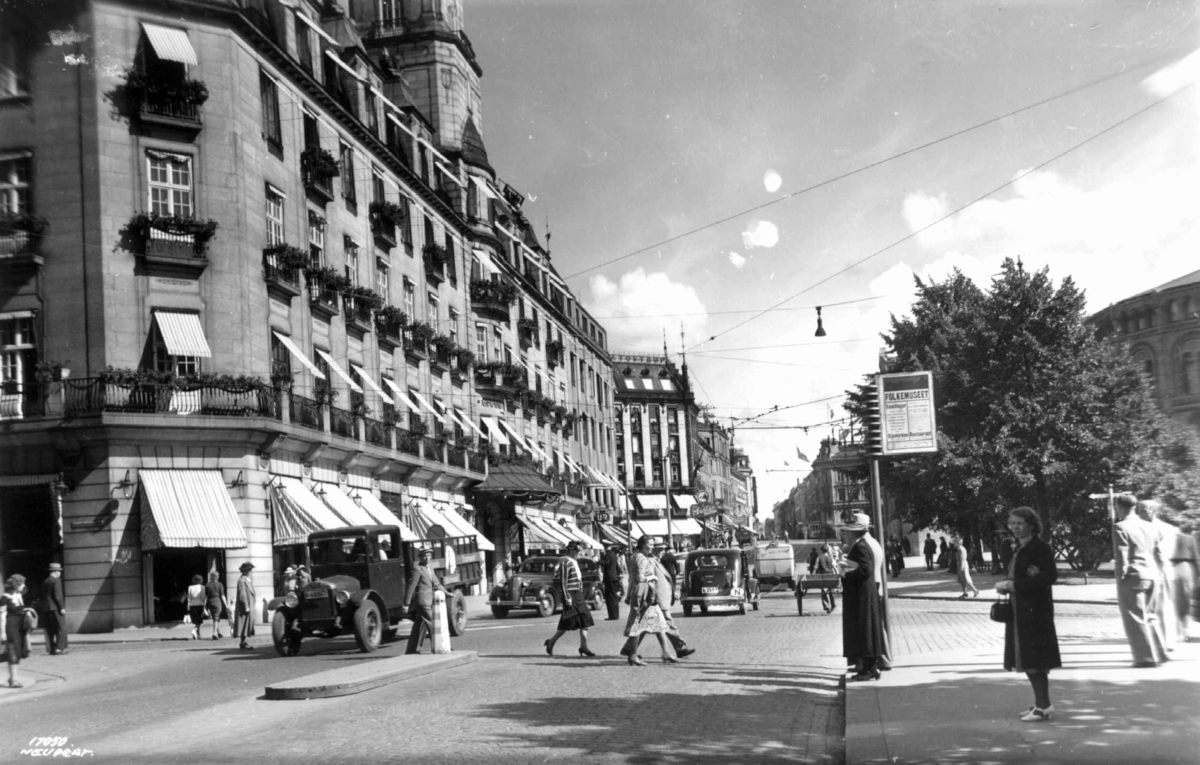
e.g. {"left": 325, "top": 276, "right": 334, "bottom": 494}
{"left": 544, "top": 542, "right": 596, "bottom": 657}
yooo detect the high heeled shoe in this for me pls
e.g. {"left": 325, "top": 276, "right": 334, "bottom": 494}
{"left": 662, "top": 655, "right": 678, "bottom": 664}
{"left": 544, "top": 639, "right": 554, "bottom": 657}
{"left": 578, "top": 647, "right": 595, "bottom": 657}
{"left": 627, "top": 654, "right": 646, "bottom": 666}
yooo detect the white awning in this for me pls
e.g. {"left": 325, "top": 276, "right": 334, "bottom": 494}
{"left": 313, "top": 483, "right": 376, "bottom": 527}
{"left": 324, "top": 49, "right": 365, "bottom": 82}
{"left": 408, "top": 498, "right": 450, "bottom": 538}
{"left": 432, "top": 398, "right": 467, "bottom": 430}
{"left": 455, "top": 408, "right": 489, "bottom": 440}
{"left": 434, "top": 502, "right": 495, "bottom": 551}
{"left": 560, "top": 522, "right": 604, "bottom": 550}
{"left": 314, "top": 349, "right": 363, "bottom": 393}
{"left": 584, "top": 466, "right": 608, "bottom": 487}
{"left": 529, "top": 516, "right": 574, "bottom": 546}
{"left": 435, "top": 160, "right": 465, "bottom": 188}
{"left": 292, "top": 9, "right": 339, "bottom": 46}
{"left": 481, "top": 417, "right": 509, "bottom": 445}
{"left": 273, "top": 332, "right": 325, "bottom": 379}
{"left": 470, "top": 176, "right": 497, "bottom": 199}
{"left": 674, "top": 494, "right": 698, "bottom": 511}
{"left": 496, "top": 420, "right": 532, "bottom": 452}
{"left": 141, "top": 23, "right": 198, "bottom": 66}
{"left": 636, "top": 494, "right": 670, "bottom": 511}
{"left": 350, "top": 364, "right": 392, "bottom": 405}
{"left": 271, "top": 477, "right": 351, "bottom": 546}
{"left": 633, "top": 518, "right": 702, "bottom": 538}
{"left": 409, "top": 390, "right": 444, "bottom": 420}
{"left": 382, "top": 378, "right": 422, "bottom": 411}
{"left": 154, "top": 311, "right": 211, "bottom": 358}
{"left": 139, "top": 470, "right": 247, "bottom": 550}
{"left": 473, "top": 249, "right": 499, "bottom": 276}
{"left": 354, "top": 491, "right": 419, "bottom": 541}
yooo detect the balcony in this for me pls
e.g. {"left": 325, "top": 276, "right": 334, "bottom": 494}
{"left": 301, "top": 148, "right": 339, "bottom": 205}
{"left": 364, "top": 416, "right": 390, "bottom": 447}
{"left": 125, "top": 213, "right": 218, "bottom": 279}
{"left": 397, "top": 430, "right": 422, "bottom": 457}
{"left": 546, "top": 339, "right": 564, "bottom": 370}
{"left": 422, "top": 436, "right": 445, "bottom": 463}
{"left": 469, "top": 278, "right": 517, "bottom": 322}
{"left": 403, "top": 329, "right": 430, "bottom": 364}
{"left": 330, "top": 405, "right": 355, "bottom": 438}
{"left": 375, "top": 310, "right": 404, "bottom": 352}
{"left": 517, "top": 319, "right": 539, "bottom": 351}
{"left": 367, "top": 17, "right": 406, "bottom": 39}
{"left": 369, "top": 200, "right": 404, "bottom": 250}
{"left": 342, "top": 295, "right": 373, "bottom": 337}
{"left": 474, "top": 363, "right": 524, "bottom": 398}
{"left": 261, "top": 247, "right": 304, "bottom": 301}
{"left": 429, "top": 340, "right": 453, "bottom": 374}
{"left": 305, "top": 267, "right": 346, "bottom": 322}
{"left": 62, "top": 376, "right": 276, "bottom": 417}
{"left": 0, "top": 214, "right": 48, "bottom": 272}
{"left": 423, "top": 243, "right": 447, "bottom": 287}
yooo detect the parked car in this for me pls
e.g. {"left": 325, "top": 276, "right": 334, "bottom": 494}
{"left": 680, "top": 547, "right": 760, "bottom": 616}
{"left": 488, "top": 555, "right": 604, "bottom": 618}
{"left": 266, "top": 525, "right": 481, "bottom": 656}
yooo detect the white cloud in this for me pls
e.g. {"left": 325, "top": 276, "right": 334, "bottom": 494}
{"left": 742, "top": 220, "right": 779, "bottom": 249}
{"left": 763, "top": 169, "right": 783, "bottom": 193}
{"left": 585, "top": 268, "right": 709, "bottom": 353}
{"left": 728, "top": 251, "right": 746, "bottom": 269}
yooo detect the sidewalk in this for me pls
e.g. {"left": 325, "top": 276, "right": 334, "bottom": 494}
{"left": 846, "top": 638, "right": 1200, "bottom": 764}
{"left": 883, "top": 555, "right": 1118, "bottom": 605}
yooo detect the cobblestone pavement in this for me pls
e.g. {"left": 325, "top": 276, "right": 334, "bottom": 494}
{"left": 0, "top": 594, "right": 1121, "bottom": 764}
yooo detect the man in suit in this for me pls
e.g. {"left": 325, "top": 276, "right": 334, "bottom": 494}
{"left": 837, "top": 512, "right": 885, "bottom": 681}
{"left": 40, "top": 563, "right": 68, "bottom": 655}
{"left": 600, "top": 545, "right": 623, "bottom": 621}
{"left": 405, "top": 546, "right": 444, "bottom": 654}
{"left": 1114, "top": 494, "right": 1168, "bottom": 666}
{"left": 1137, "top": 498, "right": 1180, "bottom": 649}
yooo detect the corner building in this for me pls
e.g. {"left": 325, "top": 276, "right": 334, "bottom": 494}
{"left": 0, "top": 0, "right": 613, "bottom": 630}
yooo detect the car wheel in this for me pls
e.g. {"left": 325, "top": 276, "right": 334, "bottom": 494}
{"left": 683, "top": 603, "right": 693, "bottom": 617}
{"left": 536, "top": 591, "right": 557, "bottom": 619}
{"left": 271, "top": 611, "right": 301, "bottom": 657}
{"left": 490, "top": 605, "right": 510, "bottom": 619}
{"left": 353, "top": 601, "right": 382, "bottom": 653}
{"left": 447, "top": 590, "right": 468, "bottom": 637}
{"left": 588, "top": 586, "right": 603, "bottom": 612}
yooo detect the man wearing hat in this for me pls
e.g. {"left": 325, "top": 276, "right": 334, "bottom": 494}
{"left": 600, "top": 544, "right": 624, "bottom": 621}
{"left": 837, "top": 512, "right": 884, "bottom": 681}
{"left": 39, "top": 563, "right": 68, "bottom": 655}
{"left": 404, "top": 546, "right": 444, "bottom": 654}
{"left": 234, "top": 562, "right": 257, "bottom": 650}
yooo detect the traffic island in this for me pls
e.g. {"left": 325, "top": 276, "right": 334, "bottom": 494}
{"left": 264, "top": 650, "right": 477, "bottom": 700}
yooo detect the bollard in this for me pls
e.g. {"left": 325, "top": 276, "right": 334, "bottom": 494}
{"left": 431, "top": 590, "right": 451, "bottom": 654}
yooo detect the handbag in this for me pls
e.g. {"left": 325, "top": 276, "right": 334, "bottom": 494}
{"left": 990, "top": 595, "right": 1012, "bottom": 623}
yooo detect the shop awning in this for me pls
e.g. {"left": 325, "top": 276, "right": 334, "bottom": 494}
{"left": 435, "top": 502, "right": 495, "bottom": 551}
{"left": 142, "top": 22, "right": 198, "bottom": 66}
{"left": 631, "top": 518, "right": 703, "bottom": 538}
{"left": 408, "top": 498, "right": 451, "bottom": 538}
{"left": 350, "top": 364, "right": 392, "bottom": 405}
{"left": 139, "top": 470, "right": 247, "bottom": 550}
{"left": 634, "top": 493, "right": 670, "bottom": 511}
{"left": 514, "top": 514, "right": 563, "bottom": 548}
{"left": 382, "top": 378, "right": 421, "bottom": 411}
{"left": 273, "top": 332, "right": 325, "bottom": 379}
{"left": 271, "top": 478, "right": 348, "bottom": 546}
{"left": 558, "top": 522, "right": 604, "bottom": 550}
{"left": 598, "top": 524, "right": 632, "bottom": 547}
{"left": 533, "top": 517, "right": 577, "bottom": 547}
{"left": 314, "top": 349, "right": 363, "bottom": 393}
{"left": 313, "top": 483, "right": 377, "bottom": 526}
{"left": 154, "top": 311, "right": 212, "bottom": 357}
{"left": 481, "top": 417, "right": 510, "bottom": 445}
{"left": 355, "top": 491, "right": 419, "bottom": 541}
{"left": 410, "top": 390, "right": 444, "bottom": 420}
{"left": 472, "top": 462, "right": 559, "bottom": 501}
{"left": 673, "top": 494, "right": 699, "bottom": 512}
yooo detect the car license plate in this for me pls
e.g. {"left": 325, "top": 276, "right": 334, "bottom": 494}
{"left": 303, "top": 590, "right": 325, "bottom": 599}
{"left": 702, "top": 587, "right": 719, "bottom": 594}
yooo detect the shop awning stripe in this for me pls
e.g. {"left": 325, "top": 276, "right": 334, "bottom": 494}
{"left": 273, "top": 332, "right": 325, "bottom": 379}
{"left": 139, "top": 470, "right": 247, "bottom": 550}
{"left": 141, "top": 22, "right": 198, "bottom": 66}
{"left": 154, "top": 311, "right": 212, "bottom": 358}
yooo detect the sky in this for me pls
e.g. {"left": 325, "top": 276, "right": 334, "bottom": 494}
{"left": 464, "top": 0, "right": 1200, "bottom": 522}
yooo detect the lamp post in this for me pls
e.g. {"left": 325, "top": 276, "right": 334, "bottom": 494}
{"left": 663, "top": 450, "right": 674, "bottom": 547}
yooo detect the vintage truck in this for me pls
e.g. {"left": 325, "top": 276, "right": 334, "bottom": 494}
{"left": 267, "top": 524, "right": 481, "bottom": 656}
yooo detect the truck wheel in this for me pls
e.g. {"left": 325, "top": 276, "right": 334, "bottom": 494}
{"left": 490, "top": 605, "right": 510, "bottom": 619}
{"left": 272, "top": 611, "right": 301, "bottom": 657}
{"left": 353, "top": 601, "right": 382, "bottom": 653}
{"left": 447, "top": 590, "right": 468, "bottom": 637}
{"left": 683, "top": 603, "right": 692, "bottom": 617}
{"left": 536, "top": 591, "right": 557, "bottom": 619}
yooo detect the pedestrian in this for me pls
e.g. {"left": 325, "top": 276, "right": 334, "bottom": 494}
{"left": 544, "top": 542, "right": 596, "bottom": 657}
{"left": 837, "top": 513, "right": 884, "bottom": 681}
{"left": 889, "top": 537, "right": 905, "bottom": 578}
{"left": 902, "top": 536, "right": 911, "bottom": 557}
{"left": 807, "top": 547, "right": 819, "bottom": 574}
{"left": 1114, "top": 494, "right": 1169, "bottom": 666}
{"left": 204, "top": 571, "right": 228, "bottom": 640}
{"left": 234, "top": 562, "right": 256, "bottom": 650}
{"left": 661, "top": 546, "right": 679, "bottom": 601}
{"left": 1165, "top": 512, "right": 1198, "bottom": 643}
{"left": 281, "top": 566, "right": 298, "bottom": 594}
{"left": 295, "top": 565, "right": 312, "bottom": 587}
{"left": 404, "top": 546, "right": 444, "bottom": 654}
{"left": 954, "top": 536, "right": 980, "bottom": 598}
{"left": 923, "top": 534, "right": 937, "bottom": 571}
{"left": 185, "top": 574, "right": 206, "bottom": 640}
{"left": 39, "top": 562, "right": 68, "bottom": 655}
{"left": 1137, "top": 498, "right": 1178, "bottom": 650}
{"left": 816, "top": 544, "right": 837, "bottom": 614}
{"left": 995, "top": 506, "right": 1061, "bottom": 722}
{"left": 620, "top": 535, "right": 672, "bottom": 666}
{"left": 937, "top": 536, "right": 949, "bottom": 569}
{"left": 600, "top": 545, "right": 623, "bottom": 621}
{"left": 2, "top": 574, "right": 30, "bottom": 687}
{"left": 649, "top": 545, "right": 694, "bottom": 659}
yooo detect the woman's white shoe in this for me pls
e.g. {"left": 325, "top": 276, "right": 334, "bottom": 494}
{"left": 1019, "top": 705, "right": 1053, "bottom": 722}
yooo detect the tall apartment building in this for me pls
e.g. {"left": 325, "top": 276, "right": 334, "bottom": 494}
{"left": 0, "top": 0, "right": 613, "bottom": 630}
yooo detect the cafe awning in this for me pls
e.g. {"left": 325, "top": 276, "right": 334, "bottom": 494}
{"left": 433, "top": 501, "right": 495, "bottom": 551}
{"left": 514, "top": 514, "right": 565, "bottom": 548}
{"left": 355, "top": 491, "right": 419, "bottom": 541}
{"left": 139, "top": 470, "right": 247, "bottom": 550}
{"left": 634, "top": 493, "right": 670, "bottom": 512}
{"left": 314, "top": 483, "right": 377, "bottom": 527}
{"left": 270, "top": 477, "right": 349, "bottom": 546}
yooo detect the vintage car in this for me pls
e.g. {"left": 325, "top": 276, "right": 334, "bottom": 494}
{"left": 680, "top": 547, "right": 760, "bottom": 616}
{"left": 488, "top": 555, "right": 604, "bottom": 618}
{"left": 267, "top": 525, "right": 480, "bottom": 656}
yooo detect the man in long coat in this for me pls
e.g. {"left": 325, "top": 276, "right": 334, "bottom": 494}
{"left": 39, "top": 563, "right": 68, "bottom": 655}
{"left": 600, "top": 545, "right": 623, "bottom": 621}
{"left": 838, "top": 512, "right": 884, "bottom": 681}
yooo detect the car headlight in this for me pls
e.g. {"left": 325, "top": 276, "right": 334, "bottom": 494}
{"left": 283, "top": 593, "right": 299, "bottom": 609}
{"left": 334, "top": 589, "right": 350, "bottom": 606}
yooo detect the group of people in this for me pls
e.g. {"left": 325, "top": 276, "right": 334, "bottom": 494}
{"left": 542, "top": 537, "right": 695, "bottom": 665}
{"left": 1, "top": 563, "right": 69, "bottom": 688}
{"left": 182, "top": 563, "right": 259, "bottom": 649}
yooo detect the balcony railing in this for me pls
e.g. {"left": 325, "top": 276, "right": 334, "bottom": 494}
{"left": 364, "top": 416, "right": 389, "bottom": 446}
{"left": 342, "top": 296, "right": 373, "bottom": 333}
{"left": 139, "top": 92, "right": 201, "bottom": 124}
{"left": 368, "top": 17, "right": 406, "bottom": 38}
{"left": 290, "top": 392, "right": 322, "bottom": 430}
{"left": 61, "top": 378, "right": 275, "bottom": 417}
{"left": 398, "top": 430, "right": 422, "bottom": 456}
{"left": 330, "top": 406, "right": 355, "bottom": 438}
{"left": 422, "top": 436, "right": 445, "bottom": 463}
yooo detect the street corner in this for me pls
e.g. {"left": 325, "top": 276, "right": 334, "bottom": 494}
{"left": 264, "top": 650, "right": 479, "bottom": 700}
{"left": 0, "top": 670, "right": 65, "bottom": 702}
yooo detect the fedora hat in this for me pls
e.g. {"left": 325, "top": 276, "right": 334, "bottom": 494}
{"left": 842, "top": 512, "right": 871, "bottom": 532}
{"left": 48, "top": 562, "right": 63, "bottom": 572}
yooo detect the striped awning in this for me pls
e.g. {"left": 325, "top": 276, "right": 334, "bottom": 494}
{"left": 514, "top": 514, "right": 564, "bottom": 548}
{"left": 313, "top": 483, "right": 376, "bottom": 526}
{"left": 598, "top": 524, "right": 632, "bottom": 547}
{"left": 350, "top": 364, "right": 392, "bottom": 405}
{"left": 558, "top": 522, "right": 603, "bottom": 550}
{"left": 314, "top": 350, "right": 363, "bottom": 393}
{"left": 635, "top": 494, "right": 670, "bottom": 511}
{"left": 408, "top": 498, "right": 450, "bottom": 538}
{"left": 271, "top": 477, "right": 346, "bottom": 546}
{"left": 434, "top": 502, "right": 495, "bottom": 551}
{"left": 142, "top": 23, "right": 198, "bottom": 66}
{"left": 273, "top": 332, "right": 325, "bottom": 379}
{"left": 139, "top": 470, "right": 247, "bottom": 550}
{"left": 481, "top": 417, "right": 510, "bottom": 445}
{"left": 382, "top": 377, "right": 422, "bottom": 411}
{"left": 154, "top": 311, "right": 211, "bottom": 357}
{"left": 355, "top": 492, "right": 418, "bottom": 541}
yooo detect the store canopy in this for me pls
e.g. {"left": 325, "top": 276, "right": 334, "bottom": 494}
{"left": 558, "top": 522, "right": 604, "bottom": 550}
{"left": 139, "top": 470, "right": 247, "bottom": 550}
{"left": 634, "top": 494, "right": 670, "bottom": 511}
{"left": 273, "top": 332, "right": 325, "bottom": 379}
{"left": 314, "top": 349, "right": 363, "bottom": 393}
{"left": 434, "top": 501, "right": 495, "bottom": 551}
{"left": 514, "top": 514, "right": 564, "bottom": 548}
{"left": 673, "top": 494, "right": 699, "bottom": 512}
{"left": 154, "top": 311, "right": 212, "bottom": 358}
{"left": 408, "top": 498, "right": 451, "bottom": 539}
{"left": 472, "top": 462, "right": 559, "bottom": 502}
{"left": 313, "top": 483, "right": 377, "bottom": 527}
{"left": 632, "top": 518, "right": 703, "bottom": 538}
{"left": 355, "top": 491, "right": 419, "bottom": 541}
{"left": 271, "top": 478, "right": 347, "bottom": 546}
{"left": 141, "top": 22, "right": 198, "bottom": 65}
{"left": 597, "top": 524, "right": 632, "bottom": 547}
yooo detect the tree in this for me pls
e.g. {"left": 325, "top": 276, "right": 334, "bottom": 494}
{"left": 848, "top": 258, "right": 1200, "bottom": 569}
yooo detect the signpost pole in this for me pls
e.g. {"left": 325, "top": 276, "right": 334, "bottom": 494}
{"left": 664, "top": 452, "right": 674, "bottom": 547}
{"left": 869, "top": 454, "right": 892, "bottom": 657}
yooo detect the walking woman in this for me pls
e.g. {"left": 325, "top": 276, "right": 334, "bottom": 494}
{"left": 955, "top": 536, "right": 980, "bottom": 598}
{"left": 234, "top": 562, "right": 256, "bottom": 650}
{"left": 995, "top": 506, "right": 1061, "bottom": 722}
{"left": 186, "top": 574, "right": 206, "bottom": 639}
{"left": 620, "top": 536, "right": 672, "bottom": 665}
{"left": 204, "top": 571, "right": 228, "bottom": 640}
{"left": 2, "top": 574, "right": 29, "bottom": 687}
{"left": 544, "top": 542, "right": 596, "bottom": 657}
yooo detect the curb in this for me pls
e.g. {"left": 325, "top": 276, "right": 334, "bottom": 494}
{"left": 264, "top": 650, "right": 477, "bottom": 700}
{"left": 888, "top": 594, "right": 1117, "bottom": 606}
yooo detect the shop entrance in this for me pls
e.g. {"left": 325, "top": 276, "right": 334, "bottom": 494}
{"left": 143, "top": 549, "right": 224, "bottom": 624}
{"left": 0, "top": 484, "right": 58, "bottom": 605}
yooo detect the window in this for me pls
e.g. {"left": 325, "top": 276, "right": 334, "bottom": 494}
{"left": 294, "top": 16, "right": 313, "bottom": 73}
{"left": 449, "top": 308, "right": 459, "bottom": 349}
{"left": 340, "top": 142, "right": 356, "bottom": 204}
{"left": 147, "top": 152, "right": 193, "bottom": 217}
{"left": 308, "top": 212, "right": 325, "bottom": 267}
{"left": 372, "top": 170, "right": 386, "bottom": 204}
{"left": 427, "top": 292, "right": 439, "bottom": 325}
{"left": 365, "top": 89, "right": 379, "bottom": 136}
{"left": 303, "top": 112, "right": 320, "bottom": 150}
{"left": 270, "top": 334, "right": 290, "bottom": 380}
{"left": 0, "top": 27, "right": 31, "bottom": 97}
{"left": 0, "top": 154, "right": 30, "bottom": 214}
{"left": 152, "top": 322, "right": 199, "bottom": 377}
{"left": 345, "top": 237, "right": 360, "bottom": 285}
{"left": 475, "top": 324, "right": 487, "bottom": 359}
{"left": 375, "top": 258, "right": 389, "bottom": 299}
{"left": 401, "top": 199, "right": 413, "bottom": 247}
{"left": 445, "top": 233, "right": 457, "bottom": 286}
{"left": 265, "top": 186, "right": 285, "bottom": 247}
{"left": 492, "top": 327, "right": 502, "bottom": 360}
{"left": 403, "top": 277, "right": 415, "bottom": 318}
{"left": 0, "top": 315, "right": 35, "bottom": 401}
{"left": 259, "top": 70, "right": 282, "bottom": 149}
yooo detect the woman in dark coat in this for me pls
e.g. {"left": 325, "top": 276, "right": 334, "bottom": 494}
{"left": 839, "top": 516, "right": 884, "bottom": 681}
{"left": 996, "top": 506, "right": 1061, "bottom": 722}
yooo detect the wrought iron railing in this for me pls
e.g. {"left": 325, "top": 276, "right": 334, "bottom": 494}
{"left": 290, "top": 392, "right": 322, "bottom": 431}
{"left": 61, "top": 377, "right": 274, "bottom": 416}
{"left": 364, "top": 416, "right": 389, "bottom": 446}
{"left": 330, "top": 406, "right": 355, "bottom": 437}
{"left": 398, "top": 430, "right": 421, "bottom": 456}
{"left": 422, "top": 436, "right": 444, "bottom": 463}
